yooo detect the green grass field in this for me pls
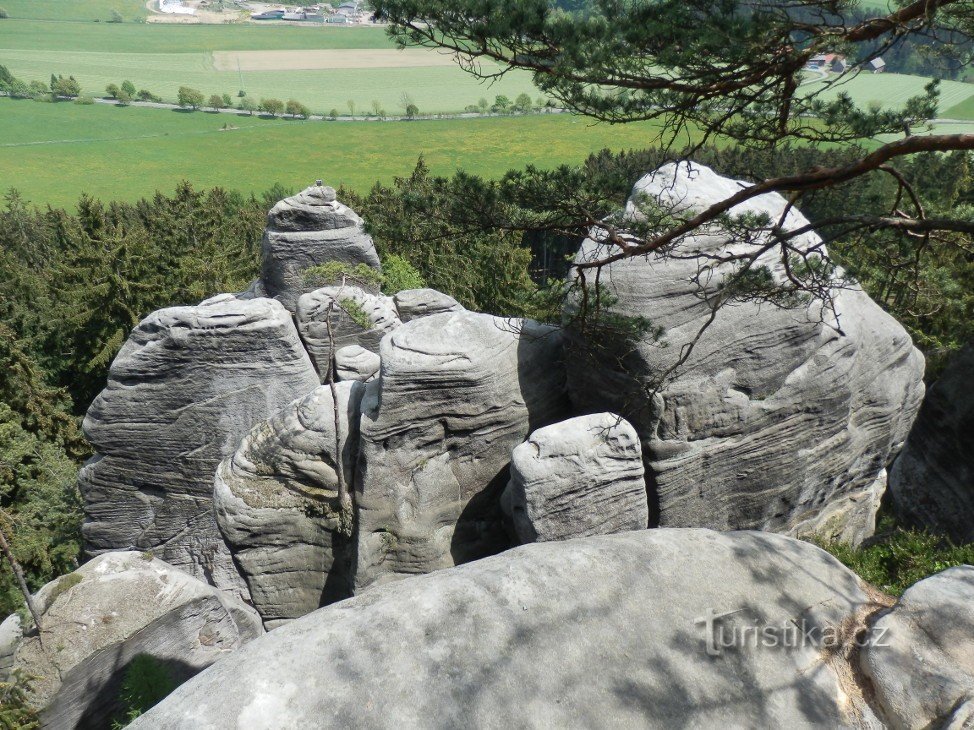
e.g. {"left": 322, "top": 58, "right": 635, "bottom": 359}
{"left": 3, "top": 5, "right": 970, "bottom": 209}
{"left": 0, "top": 96, "right": 685, "bottom": 207}
{"left": 0, "top": 20, "right": 540, "bottom": 113}
{"left": 803, "top": 71, "right": 974, "bottom": 119}
{"left": 0, "top": 0, "right": 147, "bottom": 22}
{"left": 0, "top": 18, "right": 394, "bottom": 53}
{"left": 944, "top": 94, "right": 974, "bottom": 120}
{"left": 856, "top": 0, "right": 894, "bottom": 10}
{"left": 0, "top": 47, "right": 540, "bottom": 114}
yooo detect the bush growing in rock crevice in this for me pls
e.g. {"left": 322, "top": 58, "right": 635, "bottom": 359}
{"left": 111, "top": 654, "right": 178, "bottom": 729}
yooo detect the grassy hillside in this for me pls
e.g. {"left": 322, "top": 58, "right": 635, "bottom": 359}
{"left": 803, "top": 71, "right": 974, "bottom": 118}
{"left": 0, "top": 97, "right": 684, "bottom": 207}
{"left": 944, "top": 95, "right": 974, "bottom": 120}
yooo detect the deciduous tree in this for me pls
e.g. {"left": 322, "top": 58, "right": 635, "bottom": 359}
{"left": 177, "top": 86, "right": 205, "bottom": 110}
{"left": 260, "top": 97, "right": 284, "bottom": 116}
{"left": 239, "top": 96, "right": 257, "bottom": 115}
{"left": 285, "top": 99, "right": 310, "bottom": 118}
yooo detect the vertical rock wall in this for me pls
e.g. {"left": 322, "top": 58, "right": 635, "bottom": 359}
{"left": 79, "top": 295, "right": 320, "bottom": 594}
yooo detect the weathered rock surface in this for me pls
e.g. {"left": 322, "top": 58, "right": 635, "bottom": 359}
{"left": 260, "top": 184, "right": 381, "bottom": 311}
{"left": 79, "top": 295, "right": 320, "bottom": 593}
{"left": 861, "top": 566, "right": 974, "bottom": 729}
{"left": 355, "top": 310, "right": 570, "bottom": 591}
{"left": 334, "top": 344, "right": 380, "bottom": 382}
{"left": 214, "top": 382, "right": 364, "bottom": 628}
{"left": 393, "top": 287, "right": 463, "bottom": 322}
{"left": 133, "top": 529, "right": 884, "bottom": 729}
{"left": 0, "top": 613, "right": 20, "bottom": 675}
{"left": 3, "top": 552, "right": 261, "bottom": 730}
{"left": 502, "top": 413, "right": 648, "bottom": 543}
{"left": 296, "top": 285, "right": 401, "bottom": 381}
{"left": 889, "top": 345, "right": 974, "bottom": 544}
{"left": 567, "top": 162, "right": 925, "bottom": 544}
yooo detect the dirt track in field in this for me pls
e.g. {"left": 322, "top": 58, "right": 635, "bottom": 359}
{"left": 212, "top": 49, "right": 459, "bottom": 71}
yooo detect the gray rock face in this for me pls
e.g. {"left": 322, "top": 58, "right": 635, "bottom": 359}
{"left": 4, "top": 552, "right": 261, "bottom": 730}
{"left": 502, "top": 412, "right": 648, "bottom": 543}
{"left": 355, "top": 310, "right": 570, "bottom": 591}
{"left": 889, "top": 345, "right": 974, "bottom": 543}
{"left": 260, "top": 184, "right": 380, "bottom": 311}
{"left": 134, "top": 529, "right": 883, "bottom": 729}
{"left": 0, "top": 613, "right": 20, "bottom": 675}
{"left": 861, "top": 566, "right": 974, "bottom": 729}
{"left": 296, "top": 285, "right": 401, "bottom": 381}
{"left": 393, "top": 288, "right": 463, "bottom": 322}
{"left": 79, "top": 295, "right": 320, "bottom": 593}
{"left": 334, "top": 344, "right": 380, "bottom": 382}
{"left": 567, "top": 162, "right": 925, "bottom": 544}
{"left": 214, "top": 382, "right": 364, "bottom": 628}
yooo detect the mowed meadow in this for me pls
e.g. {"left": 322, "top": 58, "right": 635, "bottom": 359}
{"left": 0, "top": 97, "right": 681, "bottom": 207}
{"left": 0, "top": 0, "right": 148, "bottom": 22}
{"left": 0, "top": 18, "right": 540, "bottom": 114}
{"left": 802, "top": 72, "right": 974, "bottom": 119}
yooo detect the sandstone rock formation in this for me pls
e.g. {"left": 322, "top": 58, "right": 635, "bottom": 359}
{"left": 355, "top": 310, "right": 570, "bottom": 591}
{"left": 393, "top": 287, "right": 463, "bottom": 322}
{"left": 334, "top": 345, "right": 380, "bottom": 382}
{"left": 132, "top": 529, "right": 884, "bottom": 729}
{"left": 1, "top": 552, "right": 261, "bottom": 730}
{"left": 260, "top": 184, "right": 381, "bottom": 311}
{"left": 79, "top": 295, "right": 320, "bottom": 593}
{"left": 888, "top": 345, "right": 974, "bottom": 544}
{"left": 296, "top": 284, "right": 401, "bottom": 381}
{"left": 213, "top": 382, "right": 365, "bottom": 628}
{"left": 0, "top": 613, "right": 20, "bottom": 675}
{"left": 567, "top": 162, "right": 925, "bottom": 545}
{"left": 502, "top": 412, "right": 647, "bottom": 543}
{"left": 861, "top": 566, "right": 974, "bottom": 729}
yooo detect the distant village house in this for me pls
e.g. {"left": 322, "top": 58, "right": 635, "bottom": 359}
{"left": 866, "top": 57, "right": 887, "bottom": 73}
{"left": 806, "top": 52, "right": 885, "bottom": 74}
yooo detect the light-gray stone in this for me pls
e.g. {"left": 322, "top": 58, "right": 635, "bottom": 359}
{"left": 393, "top": 288, "right": 463, "bottom": 322}
{"left": 4, "top": 552, "right": 262, "bottom": 730}
{"left": 0, "top": 613, "right": 20, "bottom": 676}
{"left": 567, "top": 162, "right": 925, "bottom": 545}
{"left": 133, "top": 529, "right": 883, "bottom": 729}
{"left": 861, "top": 566, "right": 974, "bottom": 729}
{"left": 355, "top": 310, "right": 570, "bottom": 591}
{"left": 296, "top": 285, "right": 401, "bottom": 382}
{"left": 214, "top": 382, "right": 365, "bottom": 628}
{"left": 334, "top": 345, "right": 380, "bottom": 382}
{"left": 260, "top": 184, "right": 381, "bottom": 311}
{"left": 79, "top": 295, "right": 320, "bottom": 594}
{"left": 502, "top": 412, "right": 648, "bottom": 543}
{"left": 889, "top": 345, "right": 974, "bottom": 543}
